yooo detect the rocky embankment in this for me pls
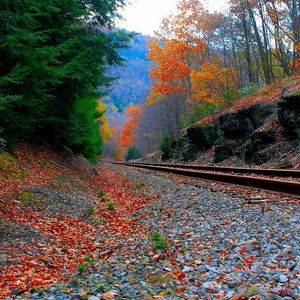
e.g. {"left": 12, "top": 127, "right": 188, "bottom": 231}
{"left": 165, "top": 89, "right": 300, "bottom": 166}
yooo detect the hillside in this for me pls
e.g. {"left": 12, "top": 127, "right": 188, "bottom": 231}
{"left": 155, "top": 77, "right": 300, "bottom": 169}
{"left": 0, "top": 144, "right": 152, "bottom": 298}
{"left": 104, "top": 33, "right": 153, "bottom": 112}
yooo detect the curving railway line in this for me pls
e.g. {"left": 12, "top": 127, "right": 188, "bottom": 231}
{"left": 112, "top": 161, "right": 300, "bottom": 203}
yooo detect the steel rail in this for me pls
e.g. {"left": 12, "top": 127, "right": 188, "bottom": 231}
{"left": 117, "top": 162, "right": 300, "bottom": 177}
{"left": 112, "top": 162, "right": 300, "bottom": 198}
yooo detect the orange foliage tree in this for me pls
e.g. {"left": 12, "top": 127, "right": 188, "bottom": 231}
{"left": 119, "top": 105, "right": 143, "bottom": 153}
{"left": 147, "top": 0, "right": 236, "bottom": 106}
{"left": 146, "top": 39, "right": 193, "bottom": 96}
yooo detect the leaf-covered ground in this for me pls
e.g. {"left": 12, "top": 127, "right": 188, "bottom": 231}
{"left": 0, "top": 145, "right": 153, "bottom": 298}
{"left": 1, "top": 146, "right": 300, "bottom": 299}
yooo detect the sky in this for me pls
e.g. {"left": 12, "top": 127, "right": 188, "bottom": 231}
{"left": 117, "top": 0, "right": 229, "bottom": 36}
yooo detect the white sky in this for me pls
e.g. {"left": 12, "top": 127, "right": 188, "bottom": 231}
{"left": 117, "top": 0, "right": 229, "bottom": 36}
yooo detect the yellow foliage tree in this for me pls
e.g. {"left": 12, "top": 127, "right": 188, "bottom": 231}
{"left": 96, "top": 101, "right": 113, "bottom": 144}
{"left": 191, "top": 62, "right": 236, "bottom": 104}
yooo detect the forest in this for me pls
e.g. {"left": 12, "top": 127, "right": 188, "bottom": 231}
{"left": 0, "top": 0, "right": 130, "bottom": 163}
{"left": 115, "top": 0, "right": 300, "bottom": 160}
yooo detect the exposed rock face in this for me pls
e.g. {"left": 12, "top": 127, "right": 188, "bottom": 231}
{"left": 214, "top": 139, "right": 238, "bottom": 163}
{"left": 185, "top": 125, "right": 220, "bottom": 149}
{"left": 250, "top": 147, "right": 276, "bottom": 165}
{"left": 246, "top": 103, "right": 277, "bottom": 128}
{"left": 236, "top": 128, "right": 276, "bottom": 164}
{"left": 278, "top": 92, "right": 300, "bottom": 140}
{"left": 218, "top": 112, "right": 254, "bottom": 139}
{"left": 214, "top": 103, "right": 277, "bottom": 162}
{"left": 170, "top": 137, "right": 200, "bottom": 162}
{"left": 167, "top": 96, "right": 300, "bottom": 165}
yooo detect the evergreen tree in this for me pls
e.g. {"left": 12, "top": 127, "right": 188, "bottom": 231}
{"left": 125, "top": 147, "right": 143, "bottom": 161}
{"left": 0, "top": 0, "right": 129, "bottom": 161}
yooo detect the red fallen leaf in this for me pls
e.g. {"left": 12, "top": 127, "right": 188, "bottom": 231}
{"left": 150, "top": 254, "right": 164, "bottom": 262}
{"left": 128, "top": 280, "right": 137, "bottom": 285}
{"left": 175, "top": 286, "right": 185, "bottom": 293}
{"left": 240, "top": 246, "right": 247, "bottom": 255}
{"left": 222, "top": 221, "right": 229, "bottom": 225}
{"left": 100, "top": 291, "right": 119, "bottom": 299}
{"left": 173, "top": 272, "right": 185, "bottom": 280}
{"left": 243, "top": 255, "right": 254, "bottom": 264}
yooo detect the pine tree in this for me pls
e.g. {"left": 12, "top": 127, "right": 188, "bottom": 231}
{"left": 0, "top": 0, "right": 129, "bottom": 161}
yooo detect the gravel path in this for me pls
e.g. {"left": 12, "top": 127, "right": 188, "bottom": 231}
{"left": 12, "top": 164, "right": 300, "bottom": 300}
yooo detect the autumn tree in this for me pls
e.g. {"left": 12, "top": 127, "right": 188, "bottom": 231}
{"left": 135, "top": 94, "right": 186, "bottom": 154}
{"left": 120, "top": 105, "right": 143, "bottom": 153}
{"left": 97, "top": 101, "right": 114, "bottom": 145}
{"left": 146, "top": 39, "right": 194, "bottom": 96}
{"left": 191, "top": 62, "right": 236, "bottom": 104}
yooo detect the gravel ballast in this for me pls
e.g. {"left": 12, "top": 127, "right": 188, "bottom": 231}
{"left": 9, "top": 164, "right": 300, "bottom": 300}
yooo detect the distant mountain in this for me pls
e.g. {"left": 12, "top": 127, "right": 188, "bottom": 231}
{"left": 103, "top": 33, "right": 153, "bottom": 112}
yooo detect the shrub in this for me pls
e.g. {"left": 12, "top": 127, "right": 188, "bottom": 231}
{"left": 125, "top": 146, "right": 143, "bottom": 161}
{"left": 222, "top": 87, "right": 241, "bottom": 107}
{"left": 158, "top": 134, "right": 173, "bottom": 158}
{"left": 0, "top": 129, "right": 6, "bottom": 150}
{"left": 180, "top": 103, "right": 219, "bottom": 129}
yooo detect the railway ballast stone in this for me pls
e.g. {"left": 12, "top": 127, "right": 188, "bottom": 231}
{"left": 36, "top": 164, "right": 300, "bottom": 300}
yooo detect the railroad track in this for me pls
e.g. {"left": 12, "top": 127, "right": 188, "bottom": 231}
{"left": 118, "top": 161, "right": 300, "bottom": 177}
{"left": 112, "top": 162, "right": 300, "bottom": 203}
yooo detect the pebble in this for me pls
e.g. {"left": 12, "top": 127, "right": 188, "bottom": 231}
{"left": 278, "top": 274, "right": 289, "bottom": 283}
{"left": 88, "top": 296, "right": 99, "bottom": 300}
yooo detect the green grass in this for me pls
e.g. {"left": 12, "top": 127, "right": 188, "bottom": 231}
{"left": 180, "top": 246, "right": 188, "bottom": 253}
{"left": 77, "top": 264, "right": 87, "bottom": 274}
{"left": 85, "top": 205, "right": 95, "bottom": 216}
{"left": 107, "top": 202, "right": 115, "bottom": 211}
{"left": 0, "top": 151, "right": 16, "bottom": 162}
{"left": 84, "top": 253, "right": 97, "bottom": 266}
{"left": 97, "top": 190, "right": 106, "bottom": 197}
{"left": 134, "top": 181, "right": 145, "bottom": 189}
{"left": 19, "top": 191, "right": 34, "bottom": 201}
{"left": 42, "top": 159, "right": 53, "bottom": 168}
{"left": 150, "top": 233, "right": 169, "bottom": 250}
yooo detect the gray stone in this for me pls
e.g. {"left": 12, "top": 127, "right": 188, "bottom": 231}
{"left": 88, "top": 296, "right": 100, "bottom": 300}
{"left": 236, "top": 128, "right": 276, "bottom": 164}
